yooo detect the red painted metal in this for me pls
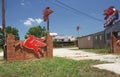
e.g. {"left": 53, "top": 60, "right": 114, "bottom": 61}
{"left": 23, "top": 35, "right": 46, "bottom": 54}
{"left": 43, "top": 7, "right": 53, "bottom": 21}
{"left": 103, "top": 6, "right": 119, "bottom": 27}
{"left": 103, "top": 6, "right": 116, "bottom": 20}
{"left": 76, "top": 26, "right": 80, "bottom": 31}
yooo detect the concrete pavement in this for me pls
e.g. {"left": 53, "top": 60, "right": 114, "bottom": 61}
{"left": 53, "top": 48, "right": 120, "bottom": 75}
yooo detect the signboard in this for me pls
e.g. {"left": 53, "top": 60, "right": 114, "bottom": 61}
{"left": 22, "top": 35, "right": 46, "bottom": 54}
{"left": 104, "top": 12, "right": 118, "bottom": 27}
{"left": 103, "top": 6, "right": 119, "bottom": 28}
{"left": 43, "top": 7, "right": 53, "bottom": 22}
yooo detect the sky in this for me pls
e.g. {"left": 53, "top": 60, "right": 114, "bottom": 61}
{"left": 0, "top": 0, "right": 120, "bottom": 40}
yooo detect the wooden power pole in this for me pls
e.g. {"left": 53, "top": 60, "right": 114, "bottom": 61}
{"left": 2, "top": 0, "right": 7, "bottom": 59}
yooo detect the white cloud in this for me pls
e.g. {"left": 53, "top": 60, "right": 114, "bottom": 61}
{"left": 20, "top": 0, "right": 25, "bottom": 6}
{"left": 23, "top": 18, "right": 43, "bottom": 26}
{"left": 24, "top": 20, "right": 32, "bottom": 26}
{"left": 35, "top": 18, "right": 43, "bottom": 24}
{"left": 28, "top": 18, "right": 35, "bottom": 22}
{"left": 21, "top": 2, "right": 25, "bottom": 6}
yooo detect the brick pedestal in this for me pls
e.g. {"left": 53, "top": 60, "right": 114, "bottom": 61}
{"left": 46, "top": 33, "right": 53, "bottom": 57}
{"left": 6, "top": 34, "right": 53, "bottom": 61}
{"left": 111, "top": 35, "right": 120, "bottom": 53}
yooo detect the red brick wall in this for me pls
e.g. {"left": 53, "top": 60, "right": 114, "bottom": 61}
{"left": 46, "top": 33, "right": 53, "bottom": 57}
{"left": 6, "top": 33, "right": 53, "bottom": 61}
{"left": 111, "top": 35, "right": 120, "bottom": 53}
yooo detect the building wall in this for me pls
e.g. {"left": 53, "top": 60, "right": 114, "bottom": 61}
{"left": 78, "top": 20, "right": 120, "bottom": 51}
{"left": 78, "top": 34, "right": 93, "bottom": 49}
{"left": 105, "top": 20, "right": 120, "bottom": 42}
{"left": 93, "top": 31, "right": 105, "bottom": 49}
{"left": 78, "top": 31, "right": 106, "bottom": 49}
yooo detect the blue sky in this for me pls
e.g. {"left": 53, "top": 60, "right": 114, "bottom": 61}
{"left": 0, "top": 0, "right": 120, "bottom": 40}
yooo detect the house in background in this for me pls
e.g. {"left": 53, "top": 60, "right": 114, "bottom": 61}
{"left": 50, "top": 33, "right": 76, "bottom": 47}
{"left": 50, "top": 33, "right": 76, "bottom": 42}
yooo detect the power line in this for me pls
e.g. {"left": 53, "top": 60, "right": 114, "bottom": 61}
{"left": 47, "top": 0, "right": 74, "bottom": 13}
{"left": 55, "top": 0, "right": 103, "bottom": 22}
{"left": 47, "top": 0, "right": 89, "bottom": 18}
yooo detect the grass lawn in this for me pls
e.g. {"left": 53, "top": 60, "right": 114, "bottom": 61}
{"left": 0, "top": 57, "right": 118, "bottom": 77}
{"left": 81, "top": 48, "right": 110, "bottom": 54}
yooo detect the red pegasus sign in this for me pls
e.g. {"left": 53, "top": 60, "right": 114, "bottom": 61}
{"left": 43, "top": 7, "right": 53, "bottom": 21}
{"left": 103, "top": 6, "right": 119, "bottom": 27}
{"left": 76, "top": 26, "right": 80, "bottom": 31}
{"left": 15, "top": 35, "right": 46, "bottom": 57}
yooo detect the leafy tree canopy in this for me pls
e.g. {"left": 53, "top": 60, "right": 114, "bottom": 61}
{"left": 0, "top": 26, "right": 20, "bottom": 46}
{"left": 6, "top": 26, "right": 20, "bottom": 40}
{"left": 25, "top": 26, "right": 47, "bottom": 39}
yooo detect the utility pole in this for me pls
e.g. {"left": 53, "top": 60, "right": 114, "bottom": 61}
{"left": 2, "top": 0, "right": 7, "bottom": 59}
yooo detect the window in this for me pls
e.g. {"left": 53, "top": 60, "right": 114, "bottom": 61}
{"left": 99, "top": 35, "right": 102, "bottom": 40}
{"left": 118, "top": 32, "right": 120, "bottom": 40}
{"left": 107, "top": 33, "right": 111, "bottom": 40}
{"left": 88, "top": 36, "right": 91, "bottom": 40}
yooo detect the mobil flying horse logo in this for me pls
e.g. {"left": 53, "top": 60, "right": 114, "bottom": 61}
{"left": 15, "top": 35, "right": 46, "bottom": 58}
{"left": 103, "top": 6, "right": 119, "bottom": 28}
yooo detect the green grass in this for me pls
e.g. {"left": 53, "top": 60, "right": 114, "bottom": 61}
{"left": 0, "top": 57, "right": 118, "bottom": 77}
{"left": 81, "top": 48, "right": 110, "bottom": 54}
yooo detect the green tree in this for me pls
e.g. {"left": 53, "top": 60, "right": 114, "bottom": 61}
{"left": 6, "top": 26, "right": 20, "bottom": 40}
{"left": 0, "top": 26, "right": 19, "bottom": 47}
{"left": 25, "top": 26, "right": 47, "bottom": 38}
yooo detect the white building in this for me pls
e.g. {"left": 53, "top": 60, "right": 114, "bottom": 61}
{"left": 50, "top": 33, "right": 76, "bottom": 42}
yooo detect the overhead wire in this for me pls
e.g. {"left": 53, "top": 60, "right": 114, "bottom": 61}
{"left": 53, "top": 0, "right": 103, "bottom": 22}
{"left": 47, "top": 0, "right": 83, "bottom": 15}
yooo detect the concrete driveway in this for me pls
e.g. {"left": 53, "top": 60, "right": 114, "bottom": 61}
{"left": 53, "top": 48, "right": 120, "bottom": 75}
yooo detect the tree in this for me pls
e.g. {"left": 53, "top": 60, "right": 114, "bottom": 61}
{"left": 0, "top": 26, "right": 19, "bottom": 47}
{"left": 6, "top": 26, "right": 20, "bottom": 40}
{"left": 25, "top": 26, "right": 47, "bottom": 38}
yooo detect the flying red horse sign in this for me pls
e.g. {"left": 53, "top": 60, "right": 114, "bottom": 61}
{"left": 103, "top": 6, "right": 119, "bottom": 28}
{"left": 15, "top": 35, "right": 46, "bottom": 58}
{"left": 43, "top": 7, "right": 53, "bottom": 22}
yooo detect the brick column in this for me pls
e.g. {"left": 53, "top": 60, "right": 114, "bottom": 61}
{"left": 6, "top": 34, "right": 16, "bottom": 60}
{"left": 46, "top": 33, "right": 53, "bottom": 57}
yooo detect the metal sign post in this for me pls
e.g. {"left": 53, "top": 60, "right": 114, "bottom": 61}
{"left": 43, "top": 7, "right": 53, "bottom": 33}
{"left": 47, "top": 17, "right": 49, "bottom": 32}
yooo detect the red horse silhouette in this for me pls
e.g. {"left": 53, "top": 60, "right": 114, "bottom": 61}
{"left": 103, "top": 6, "right": 116, "bottom": 20}
{"left": 15, "top": 35, "right": 46, "bottom": 57}
{"left": 103, "top": 6, "right": 119, "bottom": 27}
{"left": 43, "top": 7, "right": 53, "bottom": 21}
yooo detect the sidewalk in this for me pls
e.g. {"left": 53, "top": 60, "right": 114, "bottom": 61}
{"left": 53, "top": 48, "right": 120, "bottom": 75}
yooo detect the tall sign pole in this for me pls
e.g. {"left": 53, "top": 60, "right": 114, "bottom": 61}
{"left": 76, "top": 26, "right": 80, "bottom": 37}
{"left": 43, "top": 7, "right": 53, "bottom": 33}
{"left": 47, "top": 17, "right": 49, "bottom": 32}
{"left": 2, "top": 0, "right": 7, "bottom": 59}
